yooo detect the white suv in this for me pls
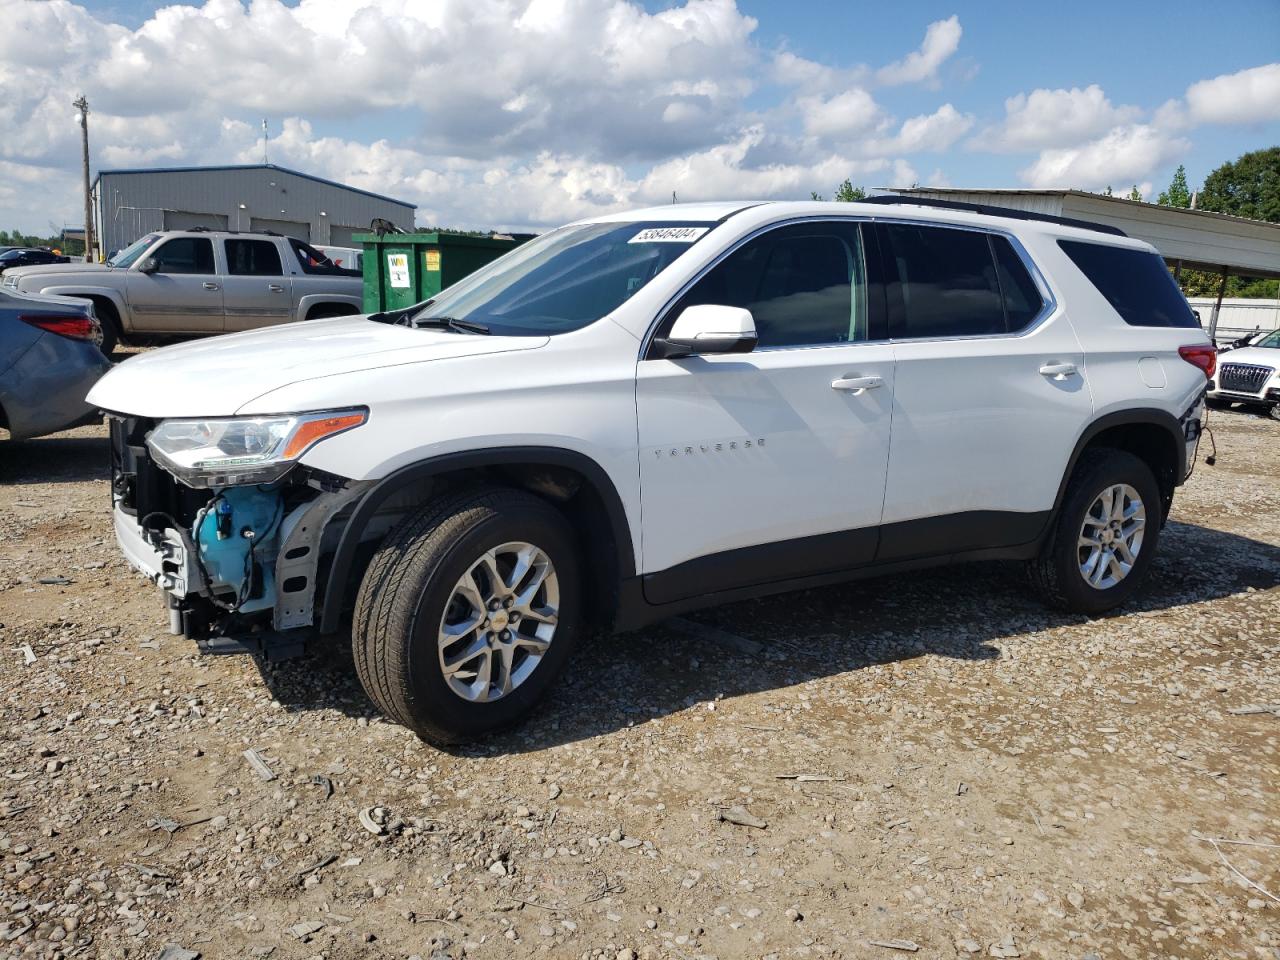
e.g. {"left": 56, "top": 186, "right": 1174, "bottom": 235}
{"left": 1208, "top": 327, "right": 1280, "bottom": 419}
{"left": 88, "top": 198, "right": 1214, "bottom": 743}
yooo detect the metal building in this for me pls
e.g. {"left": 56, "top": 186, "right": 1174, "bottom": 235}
{"left": 92, "top": 163, "right": 415, "bottom": 259}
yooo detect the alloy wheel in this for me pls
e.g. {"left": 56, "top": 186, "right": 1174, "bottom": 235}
{"left": 437, "top": 541, "right": 560, "bottom": 702}
{"left": 1077, "top": 483, "right": 1146, "bottom": 590}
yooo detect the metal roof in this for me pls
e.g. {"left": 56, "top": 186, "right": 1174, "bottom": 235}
{"left": 92, "top": 163, "right": 415, "bottom": 210}
{"left": 885, "top": 187, "right": 1280, "bottom": 279}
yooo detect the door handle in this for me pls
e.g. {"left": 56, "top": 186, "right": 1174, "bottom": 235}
{"left": 1039, "top": 362, "right": 1078, "bottom": 380}
{"left": 268, "top": 284, "right": 284, "bottom": 292}
{"left": 831, "top": 375, "right": 883, "bottom": 395}
{"left": 203, "top": 282, "right": 220, "bottom": 291}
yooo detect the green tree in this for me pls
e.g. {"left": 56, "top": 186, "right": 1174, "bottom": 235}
{"left": 1169, "top": 149, "right": 1280, "bottom": 300}
{"left": 0, "top": 229, "right": 82, "bottom": 256}
{"left": 810, "top": 191, "right": 824, "bottom": 201}
{"left": 1127, "top": 185, "right": 1143, "bottom": 202}
{"left": 833, "top": 179, "right": 866, "bottom": 202}
{"left": 1198, "top": 146, "right": 1280, "bottom": 223}
{"left": 1157, "top": 165, "right": 1192, "bottom": 208}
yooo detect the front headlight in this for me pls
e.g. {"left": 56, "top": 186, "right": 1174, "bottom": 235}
{"left": 146, "top": 409, "right": 367, "bottom": 487}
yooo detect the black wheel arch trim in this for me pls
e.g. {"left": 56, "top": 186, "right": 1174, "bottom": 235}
{"left": 1052, "top": 407, "right": 1187, "bottom": 518}
{"left": 318, "top": 446, "right": 636, "bottom": 635}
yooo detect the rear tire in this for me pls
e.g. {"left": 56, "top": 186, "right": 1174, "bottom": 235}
{"left": 1027, "top": 449, "right": 1162, "bottom": 615}
{"left": 305, "top": 303, "right": 359, "bottom": 322}
{"left": 352, "top": 487, "right": 583, "bottom": 744}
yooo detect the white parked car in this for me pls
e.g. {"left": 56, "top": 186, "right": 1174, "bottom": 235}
{"left": 1207, "top": 327, "right": 1280, "bottom": 419}
{"left": 87, "top": 198, "right": 1213, "bottom": 743}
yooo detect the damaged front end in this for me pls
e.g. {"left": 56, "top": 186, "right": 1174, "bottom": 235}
{"left": 108, "top": 413, "right": 372, "bottom": 658}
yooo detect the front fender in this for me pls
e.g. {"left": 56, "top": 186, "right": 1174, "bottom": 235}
{"left": 30, "top": 285, "right": 129, "bottom": 327}
{"left": 317, "top": 446, "right": 637, "bottom": 634}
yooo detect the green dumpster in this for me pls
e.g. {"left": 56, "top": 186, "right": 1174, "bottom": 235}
{"left": 356, "top": 232, "right": 526, "bottom": 314}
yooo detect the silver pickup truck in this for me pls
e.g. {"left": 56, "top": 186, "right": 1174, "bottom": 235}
{"left": 1, "top": 230, "right": 363, "bottom": 354}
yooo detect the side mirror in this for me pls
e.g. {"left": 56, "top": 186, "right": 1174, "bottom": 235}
{"left": 653, "top": 304, "right": 758, "bottom": 358}
{"left": 138, "top": 257, "right": 160, "bottom": 274}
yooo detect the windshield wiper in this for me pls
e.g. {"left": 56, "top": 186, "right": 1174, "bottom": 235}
{"left": 412, "top": 316, "right": 491, "bottom": 335}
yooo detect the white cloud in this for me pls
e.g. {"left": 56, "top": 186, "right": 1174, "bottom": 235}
{"left": 974, "top": 85, "right": 1140, "bottom": 152}
{"left": 869, "top": 104, "right": 974, "bottom": 154}
{"left": 13, "top": 2, "right": 1272, "bottom": 237}
{"left": 799, "top": 89, "right": 886, "bottom": 139}
{"left": 1152, "top": 97, "right": 1189, "bottom": 133}
{"left": 1185, "top": 63, "right": 1280, "bottom": 125}
{"left": 876, "top": 15, "right": 962, "bottom": 86}
{"left": 635, "top": 126, "right": 891, "bottom": 204}
{"left": 1019, "top": 124, "right": 1188, "bottom": 190}
{"left": 889, "top": 159, "right": 919, "bottom": 188}
{"left": 1, "top": 0, "right": 762, "bottom": 168}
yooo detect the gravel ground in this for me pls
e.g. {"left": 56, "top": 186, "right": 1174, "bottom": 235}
{"left": 0, "top": 408, "right": 1277, "bottom": 960}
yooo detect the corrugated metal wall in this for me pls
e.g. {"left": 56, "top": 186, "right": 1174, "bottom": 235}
{"left": 94, "top": 166, "right": 414, "bottom": 258}
{"left": 895, "top": 189, "right": 1068, "bottom": 218}
{"left": 1186, "top": 297, "right": 1280, "bottom": 336}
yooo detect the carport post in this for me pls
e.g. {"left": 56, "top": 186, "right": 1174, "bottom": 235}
{"left": 1207, "top": 266, "right": 1230, "bottom": 344}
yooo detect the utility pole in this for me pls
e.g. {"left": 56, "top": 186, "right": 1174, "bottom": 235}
{"left": 262, "top": 119, "right": 269, "bottom": 165}
{"left": 73, "top": 95, "right": 93, "bottom": 263}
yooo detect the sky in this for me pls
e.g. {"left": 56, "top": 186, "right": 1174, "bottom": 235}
{"left": 2, "top": 0, "right": 1278, "bottom": 234}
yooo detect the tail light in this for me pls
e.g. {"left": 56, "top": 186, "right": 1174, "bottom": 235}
{"left": 20, "top": 313, "right": 100, "bottom": 342}
{"left": 1178, "top": 344, "right": 1217, "bottom": 379}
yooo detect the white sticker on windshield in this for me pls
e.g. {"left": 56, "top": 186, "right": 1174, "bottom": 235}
{"left": 628, "top": 226, "right": 709, "bottom": 244}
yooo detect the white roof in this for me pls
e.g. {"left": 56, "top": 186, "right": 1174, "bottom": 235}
{"left": 575, "top": 198, "right": 1156, "bottom": 251}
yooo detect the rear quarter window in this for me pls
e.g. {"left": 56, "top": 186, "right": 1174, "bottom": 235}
{"left": 1058, "top": 239, "right": 1198, "bottom": 328}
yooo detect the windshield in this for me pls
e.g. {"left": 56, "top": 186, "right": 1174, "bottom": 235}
{"left": 1255, "top": 329, "right": 1280, "bottom": 349}
{"left": 411, "top": 221, "right": 714, "bottom": 335}
{"left": 108, "top": 233, "right": 160, "bottom": 268}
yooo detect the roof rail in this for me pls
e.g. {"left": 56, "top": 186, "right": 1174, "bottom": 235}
{"left": 860, "top": 194, "right": 1128, "bottom": 237}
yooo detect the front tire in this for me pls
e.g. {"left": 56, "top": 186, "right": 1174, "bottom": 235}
{"left": 1027, "top": 449, "right": 1162, "bottom": 615}
{"left": 84, "top": 297, "right": 122, "bottom": 357}
{"left": 352, "top": 488, "right": 583, "bottom": 744}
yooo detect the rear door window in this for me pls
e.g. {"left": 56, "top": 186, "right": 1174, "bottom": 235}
{"left": 881, "top": 224, "right": 1005, "bottom": 338}
{"left": 992, "top": 235, "right": 1045, "bottom": 332}
{"left": 226, "top": 239, "right": 283, "bottom": 276}
{"left": 1058, "top": 240, "right": 1198, "bottom": 328}
{"left": 150, "top": 238, "right": 215, "bottom": 275}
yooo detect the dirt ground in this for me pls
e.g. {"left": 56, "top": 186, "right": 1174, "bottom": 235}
{"left": 0, "top": 407, "right": 1277, "bottom": 960}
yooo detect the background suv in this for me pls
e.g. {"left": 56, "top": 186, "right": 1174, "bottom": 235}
{"left": 88, "top": 198, "right": 1213, "bottom": 743}
{"left": 1207, "top": 327, "right": 1280, "bottom": 419}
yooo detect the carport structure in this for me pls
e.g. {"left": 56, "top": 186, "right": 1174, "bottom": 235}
{"left": 885, "top": 188, "right": 1280, "bottom": 342}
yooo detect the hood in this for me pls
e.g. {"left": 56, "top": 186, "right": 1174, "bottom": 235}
{"left": 87, "top": 316, "right": 549, "bottom": 418}
{"left": 1219, "top": 345, "right": 1280, "bottom": 370}
{"left": 3, "top": 262, "right": 113, "bottom": 281}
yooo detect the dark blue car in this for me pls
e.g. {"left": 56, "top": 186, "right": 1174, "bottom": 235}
{"left": 1, "top": 289, "right": 112, "bottom": 440}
